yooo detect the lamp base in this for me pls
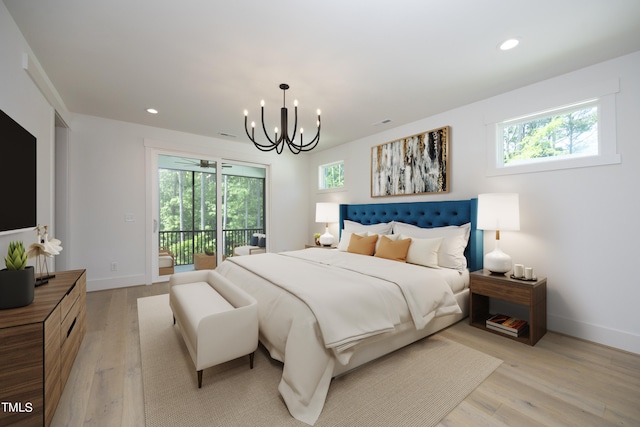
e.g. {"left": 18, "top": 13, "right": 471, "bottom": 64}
{"left": 319, "top": 231, "right": 334, "bottom": 246}
{"left": 484, "top": 248, "right": 512, "bottom": 274}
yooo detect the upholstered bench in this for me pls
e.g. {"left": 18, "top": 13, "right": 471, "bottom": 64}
{"left": 169, "top": 270, "right": 258, "bottom": 388}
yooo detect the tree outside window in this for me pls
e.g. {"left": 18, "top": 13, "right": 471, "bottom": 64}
{"left": 499, "top": 101, "right": 598, "bottom": 167}
{"left": 319, "top": 161, "right": 344, "bottom": 190}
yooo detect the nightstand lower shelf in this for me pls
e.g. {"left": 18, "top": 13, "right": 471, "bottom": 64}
{"left": 470, "top": 298, "right": 532, "bottom": 345}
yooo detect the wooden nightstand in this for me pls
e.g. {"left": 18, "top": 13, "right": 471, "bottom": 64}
{"left": 304, "top": 244, "right": 336, "bottom": 249}
{"left": 469, "top": 269, "right": 547, "bottom": 346}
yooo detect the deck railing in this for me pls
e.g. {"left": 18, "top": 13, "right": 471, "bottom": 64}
{"left": 159, "top": 228, "right": 264, "bottom": 266}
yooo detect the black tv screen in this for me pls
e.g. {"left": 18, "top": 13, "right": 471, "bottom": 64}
{"left": 0, "top": 109, "right": 37, "bottom": 235}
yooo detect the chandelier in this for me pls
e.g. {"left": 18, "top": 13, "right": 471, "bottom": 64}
{"left": 244, "top": 83, "right": 321, "bottom": 154}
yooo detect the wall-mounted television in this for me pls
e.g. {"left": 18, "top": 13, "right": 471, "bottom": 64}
{"left": 0, "top": 109, "right": 37, "bottom": 236}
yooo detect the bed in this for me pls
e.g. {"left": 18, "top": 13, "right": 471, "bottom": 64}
{"left": 215, "top": 199, "right": 482, "bottom": 425}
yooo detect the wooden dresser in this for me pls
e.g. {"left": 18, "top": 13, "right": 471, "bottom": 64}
{"left": 0, "top": 269, "right": 86, "bottom": 427}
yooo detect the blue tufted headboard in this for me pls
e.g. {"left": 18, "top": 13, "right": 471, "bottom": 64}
{"left": 339, "top": 199, "right": 483, "bottom": 272}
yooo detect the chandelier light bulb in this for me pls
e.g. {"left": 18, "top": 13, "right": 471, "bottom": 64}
{"left": 261, "top": 100, "right": 265, "bottom": 107}
{"left": 244, "top": 110, "right": 248, "bottom": 116}
{"left": 294, "top": 100, "right": 298, "bottom": 107}
{"left": 251, "top": 121, "right": 255, "bottom": 128}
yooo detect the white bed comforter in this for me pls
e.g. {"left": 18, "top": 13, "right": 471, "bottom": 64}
{"left": 216, "top": 249, "right": 462, "bottom": 425}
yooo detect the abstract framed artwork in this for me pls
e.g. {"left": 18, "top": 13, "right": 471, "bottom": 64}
{"left": 371, "top": 126, "right": 450, "bottom": 197}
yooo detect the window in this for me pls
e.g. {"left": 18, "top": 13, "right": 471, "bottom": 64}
{"left": 318, "top": 161, "right": 344, "bottom": 190}
{"left": 500, "top": 100, "right": 598, "bottom": 167}
{"left": 486, "top": 78, "right": 620, "bottom": 176}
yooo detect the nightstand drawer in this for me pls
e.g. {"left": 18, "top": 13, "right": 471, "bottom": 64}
{"left": 471, "top": 279, "right": 530, "bottom": 305}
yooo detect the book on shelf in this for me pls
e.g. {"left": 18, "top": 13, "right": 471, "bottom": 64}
{"left": 486, "top": 322, "right": 529, "bottom": 337}
{"left": 486, "top": 313, "right": 528, "bottom": 333}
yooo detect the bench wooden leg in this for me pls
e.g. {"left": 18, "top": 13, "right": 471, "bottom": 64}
{"left": 197, "top": 370, "right": 203, "bottom": 388}
{"left": 250, "top": 351, "right": 255, "bottom": 369}
{"left": 173, "top": 315, "right": 176, "bottom": 325}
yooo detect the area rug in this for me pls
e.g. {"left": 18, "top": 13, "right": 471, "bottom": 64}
{"left": 138, "top": 294, "right": 501, "bottom": 427}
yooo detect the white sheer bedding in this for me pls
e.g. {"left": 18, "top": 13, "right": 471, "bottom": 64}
{"left": 215, "top": 249, "right": 469, "bottom": 425}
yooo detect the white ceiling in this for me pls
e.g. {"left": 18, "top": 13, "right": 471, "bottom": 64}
{"left": 5, "top": 0, "right": 640, "bottom": 151}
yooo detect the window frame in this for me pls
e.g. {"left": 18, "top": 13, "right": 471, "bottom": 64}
{"left": 318, "top": 160, "right": 345, "bottom": 192}
{"left": 486, "top": 78, "right": 620, "bottom": 176}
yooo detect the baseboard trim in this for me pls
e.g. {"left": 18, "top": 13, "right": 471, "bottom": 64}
{"left": 548, "top": 313, "right": 639, "bottom": 355}
{"left": 87, "top": 274, "right": 149, "bottom": 292}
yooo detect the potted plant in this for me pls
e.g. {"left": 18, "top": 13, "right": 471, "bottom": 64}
{"left": 0, "top": 241, "right": 35, "bottom": 309}
{"left": 314, "top": 233, "right": 321, "bottom": 246}
{"left": 204, "top": 246, "right": 215, "bottom": 256}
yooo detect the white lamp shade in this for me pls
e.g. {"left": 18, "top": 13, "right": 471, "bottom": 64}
{"left": 315, "top": 202, "right": 339, "bottom": 224}
{"left": 477, "top": 193, "right": 520, "bottom": 231}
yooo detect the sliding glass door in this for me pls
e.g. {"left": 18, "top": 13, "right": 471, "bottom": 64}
{"left": 219, "top": 163, "right": 266, "bottom": 257}
{"left": 156, "top": 155, "right": 266, "bottom": 276}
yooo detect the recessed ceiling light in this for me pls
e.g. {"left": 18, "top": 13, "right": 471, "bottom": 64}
{"left": 499, "top": 38, "right": 520, "bottom": 51}
{"left": 146, "top": 108, "right": 158, "bottom": 114}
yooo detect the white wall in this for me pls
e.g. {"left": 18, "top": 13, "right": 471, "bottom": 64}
{"left": 308, "top": 51, "right": 640, "bottom": 354}
{"left": 66, "top": 114, "right": 309, "bottom": 291}
{"left": 2, "top": 0, "right": 309, "bottom": 291}
{"left": 0, "top": 3, "right": 56, "bottom": 265}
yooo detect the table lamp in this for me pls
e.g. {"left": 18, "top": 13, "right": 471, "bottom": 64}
{"left": 477, "top": 193, "right": 520, "bottom": 274}
{"left": 315, "top": 202, "right": 339, "bottom": 246}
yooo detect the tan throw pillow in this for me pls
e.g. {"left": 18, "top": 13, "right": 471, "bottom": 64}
{"left": 374, "top": 235, "right": 412, "bottom": 262}
{"left": 347, "top": 233, "right": 379, "bottom": 256}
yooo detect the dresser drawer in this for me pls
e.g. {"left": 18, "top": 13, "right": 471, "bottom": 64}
{"left": 60, "top": 298, "right": 81, "bottom": 383}
{"left": 60, "top": 298, "right": 80, "bottom": 350}
{"left": 60, "top": 281, "right": 79, "bottom": 320}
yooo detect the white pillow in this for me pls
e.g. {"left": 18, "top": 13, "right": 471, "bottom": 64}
{"left": 343, "top": 220, "right": 393, "bottom": 235}
{"left": 392, "top": 222, "right": 471, "bottom": 270}
{"left": 399, "top": 235, "right": 443, "bottom": 268}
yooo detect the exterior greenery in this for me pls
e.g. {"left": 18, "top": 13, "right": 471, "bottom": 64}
{"left": 319, "top": 161, "right": 344, "bottom": 189}
{"left": 501, "top": 104, "right": 598, "bottom": 165}
{"left": 158, "top": 168, "right": 265, "bottom": 263}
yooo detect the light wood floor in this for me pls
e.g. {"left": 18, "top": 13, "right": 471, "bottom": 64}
{"left": 51, "top": 283, "right": 640, "bottom": 426}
